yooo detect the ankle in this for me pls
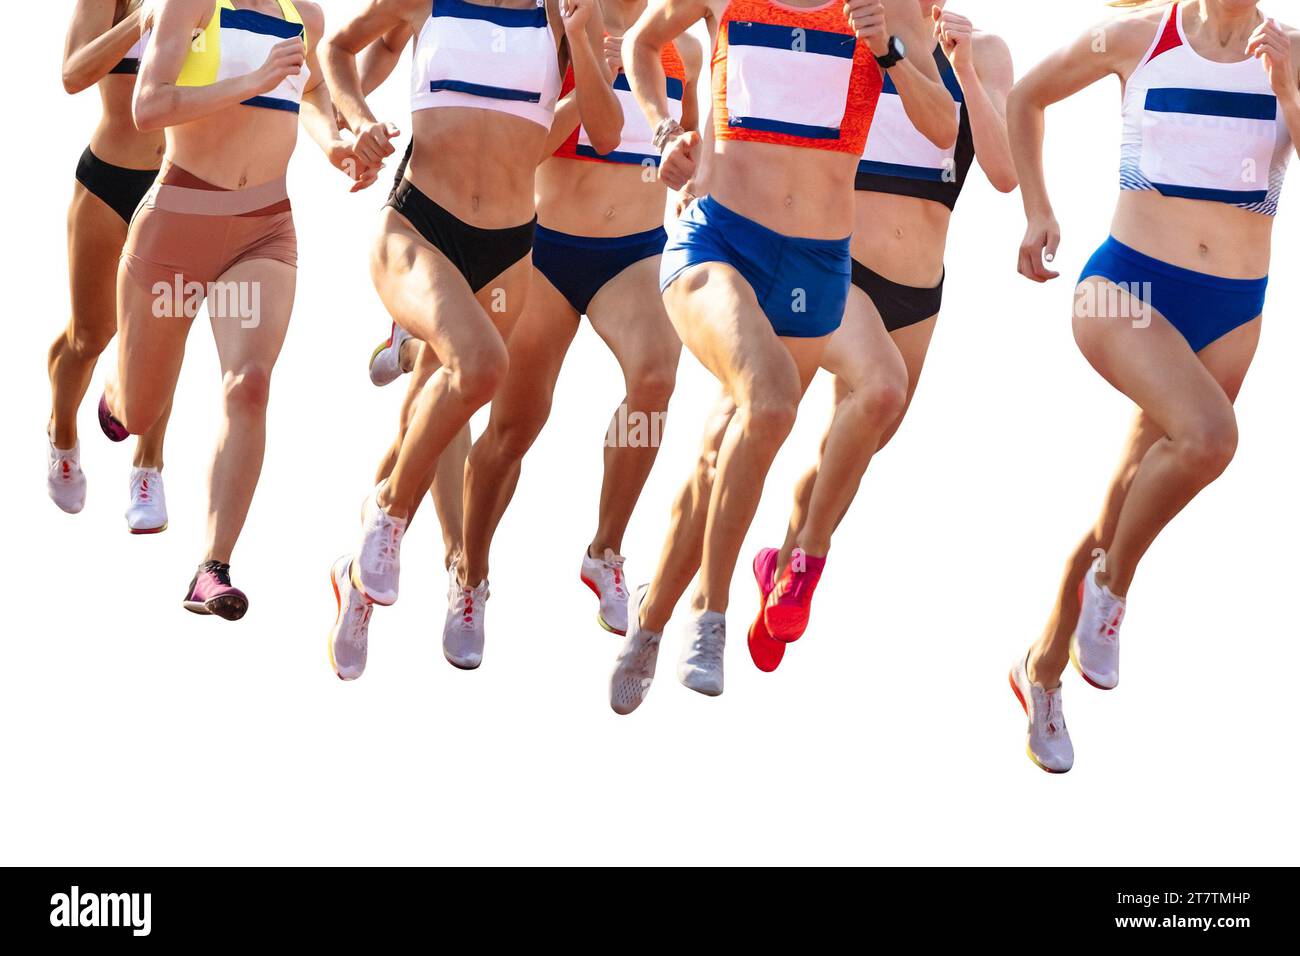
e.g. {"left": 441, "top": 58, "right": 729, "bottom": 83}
{"left": 1026, "top": 650, "right": 1064, "bottom": 690}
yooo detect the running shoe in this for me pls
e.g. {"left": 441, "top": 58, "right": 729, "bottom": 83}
{"left": 182, "top": 561, "right": 249, "bottom": 621}
{"left": 354, "top": 482, "right": 406, "bottom": 606}
{"left": 125, "top": 467, "right": 167, "bottom": 534}
{"left": 47, "top": 438, "right": 86, "bottom": 515}
{"left": 1009, "top": 653, "right": 1074, "bottom": 774}
{"left": 97, "top": 393, "right": 128, "bottom": 442}
{"left": 442, "top": 556, "right": 488, "bottom": 670}
{"left": 678, "top": 610, "right": 726, "bottom": 696}
{"left": 1071, "top": 560, "right": 1124, "bottom": 690}
{"left": 609, "top": 584, "right": 662, "bottom": 715}
{"left": 764, "top": 548, "right": 826, "bottom": 643}
{"left": 580, "top": 548, "right": 629, "bottom": 635}
{"left": 329, "top": 555, "right": 372, "bottom": 681}
{"left": 368, "top": 322, "right": 414, "bottom": 387}
{"left": 747, "top": 547, "right": 785, "bottom": 672}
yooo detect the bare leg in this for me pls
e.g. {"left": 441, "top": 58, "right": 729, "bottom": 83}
{"left": 585, "top": 257, "right": 681, "bottom": 556}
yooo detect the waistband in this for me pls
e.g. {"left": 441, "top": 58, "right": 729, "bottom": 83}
{"left": 80, "top": 147, "right": 161, "bottom": 178}
{"left": 696, "top": 194, "right": 850, "bottom": 248}
{"left": 534, "top": 223, "right": 667, "bottom": 248}
{"left": 150, "top": 161, "right": 291, "bottom": 217}
{"left": 1097, "top": 236, "right": 1268, "bottom": 292}
{"left": 392, "top": 178, "right": 537, "bottom": 237}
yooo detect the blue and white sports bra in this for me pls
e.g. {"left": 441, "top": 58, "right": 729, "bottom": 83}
{"left": 411, "top": 0, "right": 562, "bottom": 129}
{"left": 1120, "top": 1, "right": 1293, "bottom": 215}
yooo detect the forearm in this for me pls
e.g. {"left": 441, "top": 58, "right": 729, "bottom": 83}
{"left": 627, "top": 31, "right": 672, "bottom": 130}
{"left": 134, "top": 73, "right": 265, "bottom": 130}
{"left": 956, "top": 63, "right": 1016, "bottom": 191}
{"left": 888, "top": 61, "right": 958, "bottom": 149}
{"left": 64, "top": 12, "right": 141, "bottom": 93}
{"left": 569, "top": 31, "right": 621, "bottom": 153}
{"left": 542, "top": 92, "right": 583, "bottom": 156}
{"left": 321, "top": 43, "right": 377, "bottom": 133}
{"left": 358, "top": 34, "right": 405, "bottom": 95}
{"left": 1007, "top": 87, "right": 1051, "bottom": 218}
{"left": 300, "top": 83, "right": 345, "bottom": 156}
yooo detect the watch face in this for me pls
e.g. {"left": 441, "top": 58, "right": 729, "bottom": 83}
{"left": 893, "top": 36, "right": 906, "bottom": 60}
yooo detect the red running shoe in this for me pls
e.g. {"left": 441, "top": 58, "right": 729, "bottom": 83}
{"left": 764, "top": 548, "right": 826, "bottom": 643}
{"left": 182, "top": 561, "right": 249, "bottom": 621}
{"left": 747, "top": 548, "right": 785, "bottom": 672}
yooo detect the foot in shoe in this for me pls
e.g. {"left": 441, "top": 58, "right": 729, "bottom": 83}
{"left": 609, "top": 584, "right": 662, "bottom": 715}
{"left": 183, "top": 561, "right": 249, "bottom": 621}
{"left": 1009, "top": 653, "right": 1074, "bottom": 773}
{"left": 329, "top": 555, "right": 373, "bottom": 680}
{"left": 47, "top": 438, "right": 87, "bottom": 515}
{"left": 763, "top": 548, "right": 826, "bottom": 643}
{"left": 748, "top": 548, "right": 785, "bottom": 672}
{"left": 354, "top": 481, "right": 406, "bottom": 605}
{"left": 678, "top": 609, "right": 725, "bottom": 696}
{"left": 1071, "top": 559, "right": 1124, "bottom": 690}
{"left": 126, "top": 467, "right": 168, "bottom": 534}
{"left": 443, "top": 556, "right": 488, "bottom": 670}
{"left": 581, "top": 547, "right": 629, "bottom": 635}
{"left": 98, "top": 393, "right": 129, "bottom": 442}
{"left": 368, "top": 322, "right": 414, "bottom": 387}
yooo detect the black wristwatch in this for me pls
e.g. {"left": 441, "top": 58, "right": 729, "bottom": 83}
{"left": 874, "top": 35, "right": 906, "bottom": 70}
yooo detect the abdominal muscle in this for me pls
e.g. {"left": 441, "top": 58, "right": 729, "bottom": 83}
{"left": 91, "top": 75, "right": 166, "bottom": 169}
{"left": 166, "top": 107, "right": 300, "bottom": 189}
{"left": 535, "top": 158, "right": 668, "bottom": 236}
{"left": 708, "top": 139, "right": 857, "bottom": 239}
{"left": 1109, "top": 190, "right": 1274, "bottom": 279}
{"left": 404, "top": 108, "right": 548, "bottom": 229}
{"left": 852, "top": 191, "right": 949, "bottom": 287}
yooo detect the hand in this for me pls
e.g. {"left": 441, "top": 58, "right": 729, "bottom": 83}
{"left": 560, "top": 0, "right": 593, "bottom": 35}
{"left": 844, "top": 0, "right": 888, "bottom": 57}
{"left": 327, "top": 138, "right": 382, "bottom": 194}
{"left": 659, "top": 129, "right": 700, "bottom": 190}
{"left": 603, "top": 34, "right": 625, "bottom": 75}
{"left": 355, "top": 119, "right": 400, "bottom": 166}
{"left": 254, "top": 38, "right": 305, "bottom": 96}
{"left": 675, "top": 182, "right": 698, "bottom": 217}
{"left": 1247, "top": 19, "right": 1296, "bottom": 100}
{"left": 1018, "top": 215, "right": 1061, "bottom": 283}
{"left": 933, "top": 6, "right": 974, "bottom": 76}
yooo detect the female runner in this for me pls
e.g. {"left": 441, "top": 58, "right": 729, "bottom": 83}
{"left": 443, "top": 0, "right": 701, "bottom": 670}
{"left": 322, "top": 0, "right": 618, "bottom": 680}
{"left": 102, "top": 0, "right": 373, "bottom": 619}
{"left": 608, "top": 0, "right": 956, "bottom": 713}
{"left": 746, "top": 1, "right": 1017, "bottom": 670}
{"left": 51, "top": 1, "right": 172, "bottom": 533}
{"left": 1008, "top": 0, "right": 1298, "bottom": 772}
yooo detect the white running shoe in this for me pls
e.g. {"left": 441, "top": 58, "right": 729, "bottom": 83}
{"left": 1071, "top": 560, "right": 1124, "bottom": 690}
{"left": 443, "top": 556, "right": 488, "bottom": 670}
{"left": 1009, "top": 653, "right": 1074, "bottom": 773}
{"left": 47, "top": 439, "right": 86, "bottom": 514}
{"left": 125, "top": 467, "right": 168, "bottom": 534}
{"left": 609, "top": 584, "right": 662, "bottom": 715}
{"left": 678, "top": 610, "right": 726, "bottom": 697}
{"left": 580, "top": 548, "right": 629, "bottom": 635}
{"left": 354, "top": 482, "right": 407, "bottom": 606}
{"left": 368, "top": 322, "right": 414, "bottom": 387}
{"left": 329, "top": 555, "right": 372, "bottom": 681}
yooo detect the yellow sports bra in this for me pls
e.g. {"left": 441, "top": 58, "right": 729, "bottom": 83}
{"left": 175, "top": 0, "right": 309, "bottom": 113}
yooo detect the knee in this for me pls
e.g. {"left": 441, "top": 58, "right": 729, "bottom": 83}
{"left": 1176, "top": 418, "right": 1238, "bottom": 480}
{"left": 488, "top": 411, "right": 548, "bottom": 462}
{"left": 451, "top": 344, "right": 508, "bottom": 408}
{"left": 56, "top": 322, "right": 114, "bottom": 363}
{"left": 849, "top": 376, "right": 908, "bottom": 431}
{"left": 744, "top": 393, "right": 798, "bottom": 440}
{"left": 625, "top": 357, "right": 678, "bottom": 409}
{"left": 222, "top": 366, "right": 273, "bottom": 416}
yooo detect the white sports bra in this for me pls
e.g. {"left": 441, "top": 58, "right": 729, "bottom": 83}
{"left": 1120, "top": 2, "right": 1292, "bottom": 215}
{"left": 411, "top": 0, "right": 562, "bottom": 129}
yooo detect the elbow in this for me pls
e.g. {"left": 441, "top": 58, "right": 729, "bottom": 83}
{"left": 928, "top": 117, "right": 959, "bottom": 152}
{"left": 132, "top": 92, "right": 166, "bottom": 132}
{"left": 590, "top": 128, "right": 622, "bottom": 157}
{"left": 991, "top": 173, "right": 1020, "bottom": 194}
{"left": 62, "top": 66, "right": 91, "bottom": 95}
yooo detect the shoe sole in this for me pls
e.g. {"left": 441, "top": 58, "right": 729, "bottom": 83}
{"left": 183, "top": 594, "right": 248, "bottom": 621}
{"left": 680, "top": 676, "right": 722, "bottom": 698}
{"left": 444, "top": 653, "right": 482, "bottom": 671}
{"left": 1068, "top": 635, "right": 1118, "bottom": 690}
{"left": 128, "top": 522, "right": 167, "bottom": 535}
{"left": 1008, "top": 669, "right": 1070, "bottom": 775}
{"left": 581, "top": 574, "right": 628, "bottom": 636}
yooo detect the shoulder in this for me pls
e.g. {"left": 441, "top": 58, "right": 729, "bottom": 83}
{"left": 1094, "top": 6, "right": 1170, "bottom": 58}
{"left": 295, "top": 0, "right": 324, "bottom": 35}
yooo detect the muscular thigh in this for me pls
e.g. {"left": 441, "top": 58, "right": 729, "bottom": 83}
{"left": 208, "top": 258, "right": 297, "bottom": 373}
{"left": 68, "top": 184, "right": 129, "bottom": 338}
{"left": 820, "top": 286, "right": 907, "bottom": 392}
{"left": 588, "top": 256, "right": 681, "bottom": 370}
{"left": 489, "top": 267, "right": 579, "bottom": 421}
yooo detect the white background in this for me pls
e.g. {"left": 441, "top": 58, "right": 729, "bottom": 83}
{"left": 4, "top": 1, "right": 1297, "bottom": 866}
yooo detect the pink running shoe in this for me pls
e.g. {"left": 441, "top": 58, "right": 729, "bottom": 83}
{"left": 763, "top": 548, "right": 826, "bottom": 643}
{"left": 747, "top": 548, "right": 785, "bottom": 673}
{"left": 182, "top": 561, "right": 249, "bottom": 621}
{"left": 98, "top": 393, "right": 129, "bottom": 443}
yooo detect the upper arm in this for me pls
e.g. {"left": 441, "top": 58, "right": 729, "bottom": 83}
{"left": 299, "top": 1, "right": 326, "bottom": 93}
{"left": 139, "top": 0, "right": 212, "bottom": 90}
{"left": 64, "top": 0, "right": 118, "bottom": 69}
{"left": 327, "top": 0, "right": 418, "bottom": 56}
{"left": 630, "top": 0, "right": 713, "bottom": 48}
{"left": 677, "top": 33, "right": 704, "bottom": 129}
{"left": 1014, "top": 15, "right": 1155, "bottom": 109}
{"left": 972, "top": 32, "right": 1014, "bottom": 111}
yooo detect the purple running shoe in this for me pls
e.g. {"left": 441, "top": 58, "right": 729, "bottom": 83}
{"left": 98, "top": 393, "right": 129, "bottom": 443}
{"left": 183, "top": 561, "right": 249, "bottom": 621}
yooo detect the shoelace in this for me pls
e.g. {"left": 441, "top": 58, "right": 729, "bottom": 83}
{"left": 132, "top": 473, "right": 153, "bottom": 504}
{"left": 1038, "top": 687, "right": 1065, "bottom": 738}
{"left": 1094, "top": 595, "right": 1122, "bottom": 644}
{"left": 350, "top": 600, "right": 372, "bottom": 644}
{"left": 371, "top": 514, "right": 402, "bottom": 573}
{"left": 450, "top": 582, "right": 488, "bottom": 630}
{"left": 202, "top": 562, "right": 233, "bottom": 588}
{"left": 604, "top": 551, "right": 627, "bottom": 600}
{"left": 691, "top": 618, "right": 725, "bottom": 669}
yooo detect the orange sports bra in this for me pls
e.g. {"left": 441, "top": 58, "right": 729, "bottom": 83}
{"left": 712, "top": 0, "right": 881, "bottom": 154}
